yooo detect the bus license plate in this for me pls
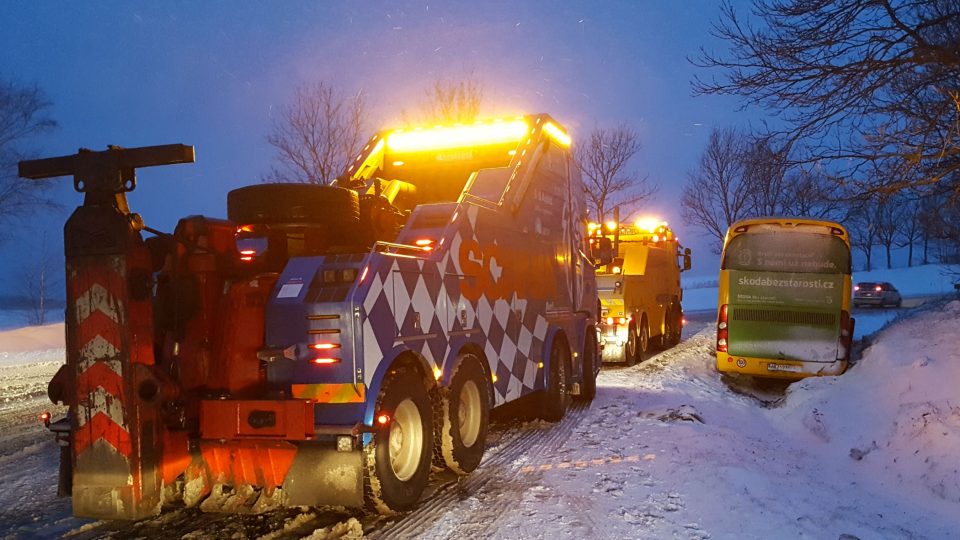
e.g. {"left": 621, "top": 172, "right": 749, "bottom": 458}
{"left": 767, "top": 363, "right": 801, "bottom": 373}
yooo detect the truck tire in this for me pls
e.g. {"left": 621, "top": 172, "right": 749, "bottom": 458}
{"left": 637, "top": 317, "right": 650, "bottom": 362}
{"left": 663, "top": 306, "right": 682, "bottom": 348}
{"left": 574, "top": 332, "right": 597, "bottom": 402}
{"left": 625, "top": 324, "right": 638, "bottom": 366}
{"left": 365, "top": 370, "right": 433, "bottom": 513}
{"left": 539, "top": 336, "right": 570, "bottom": 422}
{"left": 227, "top": 183, "right": 360, "bottom": 226}
{"left": 438, "top": 355, "right": 490, "bottom": 475}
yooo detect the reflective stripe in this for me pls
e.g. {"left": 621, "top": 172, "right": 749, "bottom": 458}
{"left": 291, "top": 383, "right": 366, "bottom": 403}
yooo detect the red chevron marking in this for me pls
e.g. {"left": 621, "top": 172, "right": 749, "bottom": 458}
{"left": 74, "top": 411, "right": 133, "bottom": 458}
{"left": 76, "top": 361, "right": 126, "bottom": 400}
{"left": 68, "top": 259, "right": 124, "bottom": 304}
{"left": 74, "top": 310, "right": 123, "bottom": 357}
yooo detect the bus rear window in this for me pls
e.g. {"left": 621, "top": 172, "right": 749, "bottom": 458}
{"left": 722, "top": 232, "right": 850, "bottom": 273}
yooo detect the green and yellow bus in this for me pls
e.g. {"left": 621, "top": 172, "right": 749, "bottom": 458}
{"left": 715, "top": 217, "right": 855, "bottom": 379}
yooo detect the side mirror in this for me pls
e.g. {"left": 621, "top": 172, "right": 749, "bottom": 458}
{"left": 682, "top": 247, "right": 692, "bottom": 272}
{"left": 591, "top": 237, "right": 614, "bottom": 266}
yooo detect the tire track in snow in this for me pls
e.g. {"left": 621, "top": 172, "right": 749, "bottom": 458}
{"left": 371, "top": 401, "right": 593, "bottom": 539}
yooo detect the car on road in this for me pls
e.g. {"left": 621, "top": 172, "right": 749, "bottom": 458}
{"left": 853, "top": 281, "right": 902, "bottom": 308}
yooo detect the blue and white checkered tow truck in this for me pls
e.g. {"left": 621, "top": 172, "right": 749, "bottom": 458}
{"left": 231, "top": 114, "right": 610, "bottom": 512}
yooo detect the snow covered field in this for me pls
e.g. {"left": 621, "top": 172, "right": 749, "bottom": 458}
{"left": 0, "top": 264, "right": 958, "bottom": 538}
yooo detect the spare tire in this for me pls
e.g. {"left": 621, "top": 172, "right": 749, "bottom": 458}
{"left": 227, "top": 183, "right": 360, "bottom": 226}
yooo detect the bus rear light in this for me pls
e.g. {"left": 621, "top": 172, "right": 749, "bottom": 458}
{"left": 717, "top": 304, "right": 729, "bottom": 353}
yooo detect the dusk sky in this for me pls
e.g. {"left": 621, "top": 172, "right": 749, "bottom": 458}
{"left": 2, "top": 1, "right": 759, "bottom": 294}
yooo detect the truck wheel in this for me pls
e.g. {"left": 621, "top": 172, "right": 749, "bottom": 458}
{"left": 365, "top": 370, "right": 433, "bottom": 513}
{"left": 637, "top": 318, "right": 650, "bottom": 362}
{"left": 227, "top": 183, "right": 360, "bottom": 226}
{"left": 438, "top": 355, "right": 490, "bottom": 475}
{"left": 625, "top": 324, "right": 638, "bottom": 366}
{"left": 665, "top": 307, "right": 682, "bottom": 348}
{"left": 575, "top": 332, "right": 597, "bottom": 402}
{"left": 539, "top": 337, "right": 570, "bottom": 422}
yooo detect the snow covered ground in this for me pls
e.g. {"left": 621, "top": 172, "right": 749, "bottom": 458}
{"left": 0, "top": 264, "right": 958, "bottom": 538}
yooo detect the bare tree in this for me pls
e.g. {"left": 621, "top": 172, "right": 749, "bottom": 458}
{"left": 575, "top": 124, "right": 656, "bottom": 223}
{"left": 846, "top": 197, "right": 882, "bottom": 271}
{"left": 22, "top": 232, "right": 58, "bottom": 325}
{"left": 896, "top": 194, "right": 924, "bottom": 267}
{"left": 419, "top": 76, "right": 484, "bottom": 124}
{"left": 0, "top": 78, "right": 57, "bottom": 241}
{"left": 680, "top": 127, "right": 753, "bottom": 253}
{"left": 786, "top": 167, "right": 847, "bottom": 221}
{"left": 741, "top": 135, "right": 792, "bottom": 216}
{"left": 264, "top": 82, "right": 366, "bottom": 184}
{"left": 874, "top": 197, "right": 902, "bottom": 269}
{"left": 693, "top": 0, "right": 960, "bottom": 194}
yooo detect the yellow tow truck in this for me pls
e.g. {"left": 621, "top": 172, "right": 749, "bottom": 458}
{"left": 593, "top": 218, "right": 691, "bottom": 365}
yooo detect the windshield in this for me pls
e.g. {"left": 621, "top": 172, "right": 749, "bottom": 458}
{"left": 723, "top": 232, "right": 850, "bottom": 274}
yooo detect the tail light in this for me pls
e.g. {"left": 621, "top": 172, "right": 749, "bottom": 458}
{"left": 716, "top": 304, "right": 728, "bottom": 353}
{"left": 605, "top": 317, "right": 614, "bottom": 325}
{"left": 854, "top": 285, "right": 860, "bottom": 292}
{"left": 39, "top": 411, "right": 51, "bottom": 427}
{"left": 312, "top": 358, "right": 341, "bottom": 365}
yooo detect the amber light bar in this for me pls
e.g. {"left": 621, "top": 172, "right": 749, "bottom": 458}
{"left": 385, "top": 119, "right": 529, "bottom": 152}
{"left": 542, "top": 121, "right": 571, "bottom": 147}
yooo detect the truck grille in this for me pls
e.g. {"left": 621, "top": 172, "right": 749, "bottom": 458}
{"left": 732, "top": 308, "right": 835, "bottom": 326}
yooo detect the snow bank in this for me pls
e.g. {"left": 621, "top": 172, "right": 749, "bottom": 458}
{"left": 775, "top": 299, "right": 960, "bottom": 506}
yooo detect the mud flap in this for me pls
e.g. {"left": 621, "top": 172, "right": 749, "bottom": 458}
{"left": 282, "top": 445, "right": 364, "bottom": 507}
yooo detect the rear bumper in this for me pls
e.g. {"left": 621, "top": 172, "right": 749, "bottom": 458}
{"left": 190, "top": 440, "right": 365, "bottom": 508}
{"left": 599, "top": 325, "right": 628, "bottom": 362}
{"left": 716, "top": 353, "right": 847, "bottom": 379}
